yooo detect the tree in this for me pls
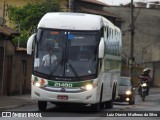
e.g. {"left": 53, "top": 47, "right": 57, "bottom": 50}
{"left": 7, "top": 0, "right": 60, "bottom": 47}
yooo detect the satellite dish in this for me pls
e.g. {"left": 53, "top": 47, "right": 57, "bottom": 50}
{"left": 0, "top": 17, "right": 6, "bottom": 25}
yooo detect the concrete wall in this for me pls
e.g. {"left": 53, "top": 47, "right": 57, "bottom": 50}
{"left": 10, "top": 50, "right": 33, "bottom": 95}
{"left": 143, "top": 62, "right": 160, "bottom": 87}
{"left": 104, "top": 6, "right": 160, "bottom": 65}
{"left": 0, "top": 39, "right": 33, "bottom": 95}
{"left": 0, "top": 47, "right": 4, "bottom": 95}
{"left": 153, "top": 62, "right": 160, "bottom": 87}
{"left": 152, "top": 43, "right": 160, "bottom": 61}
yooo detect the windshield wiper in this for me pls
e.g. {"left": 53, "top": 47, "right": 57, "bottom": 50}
{"left": 66, "top": 61, "right": 81, "bottom": 81}
{"left": 48, "top": 37, "right": 66, "bottom": 77}
{"left": 47, "top": 58, "right": 65, "bottom": 78}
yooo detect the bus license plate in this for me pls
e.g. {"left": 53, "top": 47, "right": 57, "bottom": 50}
{"left": 57, "top": 95, "right": 68, "bottom": 100}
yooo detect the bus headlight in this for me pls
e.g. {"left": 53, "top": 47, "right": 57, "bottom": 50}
{"left": 34, "top": 82, "right": 41, "bottom": 87}
{"left": 33, "top": 79, "right": 46, "bottom": 88}
{"left": 81, "top": 84, "right": 96, "bottom": 91}
{"left": 126, "top": 90, "right": 132, "bottom": 95}
{"left": 85, "top": 84, "right": 93, "bottom": 91}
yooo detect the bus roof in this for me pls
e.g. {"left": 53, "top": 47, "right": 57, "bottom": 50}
{"left": 102, "top": 17, "right": 121, "bottom": 33}
{"left": 38, "top": 12, "right": 104, "bottom": 30}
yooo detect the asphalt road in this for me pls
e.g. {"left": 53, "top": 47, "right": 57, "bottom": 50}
{"left": 0, "top": 92, "right": 159, "bottom": 120}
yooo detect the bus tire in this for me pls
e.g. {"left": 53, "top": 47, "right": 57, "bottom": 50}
{"left": 38, "top": 101, "right": 47, "bottom": 111}
{"left": 91, "top": 103, "right": 100, "bottom": 112}
{"left": 105, "top": 100, "right": 113, "bottom": 109}
{"left": 99, "top": 85, "right": 105, "bottom": 109}
{"left": 105, "top": 85, "right": 116, "bottom": 109}
{"left": 112, "top": 84, "right": 116, "bottom": 101}
{"left": 91, "top": 85, "right": 103, "bottom": 112}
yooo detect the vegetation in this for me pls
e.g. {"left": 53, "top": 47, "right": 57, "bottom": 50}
{"left": 7, "top": 0, "right": 60, "bottom": 48}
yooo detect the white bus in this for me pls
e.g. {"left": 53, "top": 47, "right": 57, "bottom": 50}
{"left": 27, "top": 12, "right": 122, "bottom": 111}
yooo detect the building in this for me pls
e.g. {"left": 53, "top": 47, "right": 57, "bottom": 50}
{"left": 104, "top": 6, "right": 160, "bottom": 86}
{"left": 71, "top": 0, "right": 122, "bottom": 27}
{"left": 0, "top": 25, "right": 33, "bottom": 96}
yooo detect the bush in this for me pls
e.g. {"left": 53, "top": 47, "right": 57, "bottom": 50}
{"left": 7, "top": 0, "right": 60, "bottom": 47}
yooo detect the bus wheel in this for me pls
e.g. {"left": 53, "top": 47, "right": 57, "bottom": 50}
{"left": 38, "top": 101, "right": 47, "bottom": 111}
{"left": 91, "top": 85, "right": 103, "bottom": 112}
{"left": 105, "top": 100, "right": 113, "bottom": 109}
{"left": 91, "top": 103, "right": 100, "bottom": 112}
{"left": 105, "top": 86, "right": 115, "bottom": 109}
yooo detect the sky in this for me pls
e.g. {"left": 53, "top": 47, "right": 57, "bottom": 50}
{"left": 98, "top": 0, "right": 160, "bottom": 5}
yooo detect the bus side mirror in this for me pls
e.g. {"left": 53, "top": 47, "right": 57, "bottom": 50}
{"left": 98, "top": 37, "right": 104, "bottom": 58}
{"left": 27, "top": 33, "right": 36, "bottom": 55}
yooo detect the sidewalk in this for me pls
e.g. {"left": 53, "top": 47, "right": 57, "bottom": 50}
{"left": 0, "top": 94, "right": 36, "bottom": 111}
{"left": 0, "top": 87, "right": 160, "bottom": 111}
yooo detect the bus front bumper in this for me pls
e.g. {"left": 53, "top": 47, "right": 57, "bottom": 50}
{"left": 31, "top": 85, "right": 99, "bottom": 104}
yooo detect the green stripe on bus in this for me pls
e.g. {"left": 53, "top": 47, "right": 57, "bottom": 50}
{"left": 47, "top": 80, "right": 93, "bottom": 87}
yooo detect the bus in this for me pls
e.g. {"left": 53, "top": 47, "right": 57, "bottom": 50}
{"left": 27, "top": 12, "right": 122, "bottom": 111}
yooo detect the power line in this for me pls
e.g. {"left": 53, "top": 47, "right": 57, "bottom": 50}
{"left": 144, "top": 39, "right": 160, "bottom": 49}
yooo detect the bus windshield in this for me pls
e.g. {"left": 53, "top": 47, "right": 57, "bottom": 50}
{"left": 34, "top": 29, "right": 99, "bottom": 80}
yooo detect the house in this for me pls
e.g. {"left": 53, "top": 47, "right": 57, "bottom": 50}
{"left": 0, "top": 0, "right": 122, "bottom": 27}
{"left": 72, "top": 0, "right": 123, "bottom": 27}
{"left": 0, "top": 25, "right": 33, "bottom": 96}
{"left": 104, "top": 6, "right": 160, "bottom": 86}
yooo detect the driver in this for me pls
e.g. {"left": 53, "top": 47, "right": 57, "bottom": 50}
{"left": 42, "top": 47, "right": 57, "bottom": 66}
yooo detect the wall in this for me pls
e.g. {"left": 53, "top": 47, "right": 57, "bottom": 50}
{"left": 153, "top": 62, "right": 160, "bottom": 87}
{"left": 104, "top": 6, "right": 160, "bottom": 86}
{"left": 10, "top": 49, "right": 33, "bottom": 95}
{"left": 0, "top": 47, "right": 4, "bottom": 95}
{"left": 2, "top": 40, "right": 15, "bottom": 95}
{"left": 104, "top": 6, "right": 160, "bottom": 64}
{"left": 152, "top": 43, "right": 160, "bottom": 61}
{"left": 0, "top": 39, "right": 33, "bottom": 95}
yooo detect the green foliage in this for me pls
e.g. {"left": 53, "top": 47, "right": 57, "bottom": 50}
{"left": 7, "top": 0, "right": 60, "bottom": 48}
{"left": 13, "top": 30, "right": 29, "bottom": 48}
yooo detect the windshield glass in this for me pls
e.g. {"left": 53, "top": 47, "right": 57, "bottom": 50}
{"left": 119, "top": 77, "right": 132, "bottom": 86}
{"left": 34, "top": 29, "right": 99, "bottom": 80}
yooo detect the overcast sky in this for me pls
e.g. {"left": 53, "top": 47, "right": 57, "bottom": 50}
{"left": 98, "top": 0, "right": 160, "bottom": 5}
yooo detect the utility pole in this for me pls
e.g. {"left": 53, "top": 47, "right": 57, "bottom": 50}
{"left": 3, "top": 0, "right": 6, "bottom": 19}
{"left": 129, "top": 0, "right": 135, "bottom": 78}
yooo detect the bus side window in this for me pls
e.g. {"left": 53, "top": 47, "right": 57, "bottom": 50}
{"left": 100, "top": 27, "right": 104, "bottom": 37}
{"left": 107, "top": 27, "right": 109, "bottom": 38}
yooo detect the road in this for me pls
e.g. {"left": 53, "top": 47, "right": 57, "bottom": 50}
{"left": 0, "top": 92, "right": 160, "bottom": 120}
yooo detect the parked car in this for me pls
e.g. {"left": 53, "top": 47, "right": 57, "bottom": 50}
{"left": 115, "top": 76, "right": 136, "bottom": 105}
